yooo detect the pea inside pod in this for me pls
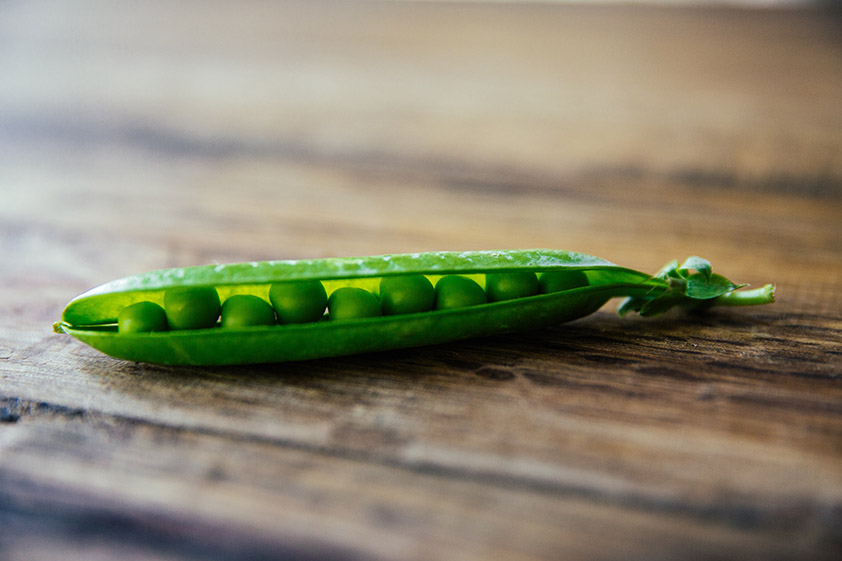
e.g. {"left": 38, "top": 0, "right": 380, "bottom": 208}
{"left": 434, "top": 275, "right": 487, "bottom": 310}
{"left": 539, "top": 270, "right": 589, "bottom": 294}
{"left": 486, "top": 271, "right": 539, "bottom": 302}
{"left": 269, "top": 280, "right": 327, "bottom": 324}
{"left": 380, "top": 274, "right": 435, "bottom": 315}
{"left": 221, "top": 294, "right": 276, "bottom": 328}
{"left": 54, "top": 249, "right": 775, "bottom": 365}
{"left": 328, "top": 287, "right": 381, "bottom": 320}
{"left": 118, "top": 301, "right": 168, "bottom": 334}
{"left": 164, "top": 286, "right": 220, "bottom": 330}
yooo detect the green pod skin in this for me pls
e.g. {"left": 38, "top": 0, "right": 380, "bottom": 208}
{"left": 221, "top": 295, "right": 276, "bottom": 328}
{"left": 118, "top": 301, "right": 168, "bottom": 334}
{"left": 269, "top": 280, "right": 327, "bottom": 324}
{"left": 164, "top": 286, "right": 221, "bottom": 330}
{"left": 380, "top": 275, "right": 435, "bottom": 315}
{"left": 486, "top": 271, "right": 539, "bottom": 302}
{"left": 53, "top": 249, "right": 775, "bottom": 365}
{"left": 434, "top": 276, "right": 487, "bottom": 310}
{"left": 328, "top": 287, "right": 382, "bottom": 320}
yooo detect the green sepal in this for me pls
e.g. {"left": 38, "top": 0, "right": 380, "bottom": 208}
{"left": 678, "top": 256, "right": 712, "bottom": 280}
{"left": 685, "top": 272, "right": 741, "bottom": 300}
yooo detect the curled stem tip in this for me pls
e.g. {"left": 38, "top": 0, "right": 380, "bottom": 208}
{"left": 714, "top": 284, "right": 776, "bottom": 307}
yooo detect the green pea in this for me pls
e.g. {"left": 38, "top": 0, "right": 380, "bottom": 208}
{"left": 380, "top": 275, "right": 435, "bottom": 315}
{"left": 539, "top": 270, "right": 589, "bottom": 293}
{"left": 118, "top": 301, "right": 168, "bottom": 333}
{"left": 434, "top": 275, "right": 486, "bottom": 310}
{"left": 164, "top": 286, "right": 220, "bottom": 330}
{"left": 221, "top": 294, "right": 276, "bottom": 328}
{"left": 328, "top": 287, "right": 381, "bottom": 320}
{"left": 486, "top": 271, "right": 539, "bottom": 302}
{"left": 269, "top": 280, "right": 327, "bottom": 323}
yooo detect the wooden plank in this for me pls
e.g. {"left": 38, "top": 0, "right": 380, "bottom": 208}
{"left": 2, "top": 398, "right": 839, "bottom": 561}
{"left": 2, "top": 1, "right": 842, "bottom": 188}
{"left": 3, "top": 295, "right": 842, "bottom": 558}
{"left": 1, "top": 1, "right": 841, "bottom": 560}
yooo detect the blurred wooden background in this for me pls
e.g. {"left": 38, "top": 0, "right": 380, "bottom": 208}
{"left": 2, "top": 1, "right": 841, "bottom": 560}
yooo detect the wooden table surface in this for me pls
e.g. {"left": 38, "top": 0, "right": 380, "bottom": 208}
{"left": 2, "top": 1, "right": 842, "bottom": 559}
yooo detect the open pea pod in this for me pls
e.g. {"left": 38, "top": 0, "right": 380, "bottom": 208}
{"left": 53, "top": 250, "right": 775, "bottom": 366}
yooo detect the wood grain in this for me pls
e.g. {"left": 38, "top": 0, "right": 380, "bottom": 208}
{"left": 2, "top": 1, "right": 842, "bottom": 560}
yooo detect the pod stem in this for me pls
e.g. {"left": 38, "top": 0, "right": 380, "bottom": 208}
{"left": 713, "top": 284, "right": 776, "bottom": 307}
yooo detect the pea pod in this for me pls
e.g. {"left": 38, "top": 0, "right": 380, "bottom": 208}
{"left": 52, "top": 250, "right": 775, "bottom": 366}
